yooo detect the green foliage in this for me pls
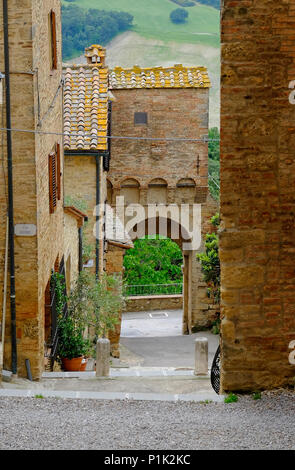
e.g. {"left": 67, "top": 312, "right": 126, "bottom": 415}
{"left": 210, "top": 213, "right": 220, "bottom": 227}
{"left": 56, "top": 271, "right": 123, "bottom": 358}
{"left": 196, "top": 218, "right": 220, "bottom": 304}
{"left": 169, "top": 0, "right": 220, "bottom": 9}
{"left": 252, "top": 391, "right": 262, "bottom": 400}
{"left": 224, "top": 393, "right": 239, "bottom": 404}
{"left": 51, "top": 272, "right": 67, "bottom": 318}
{"left": 34, "top": 394, "right": 44, "bottom": 399}
{"left": 52, "top": 272, "right": 91, "bottom": 359}
{"left": 123, "top": 236, "right": 183, "bottom": 286}
{"left": 61, "top": 0, "right": 220, "bottom": 49}
{"left": 169, "top": 0, "right": 220, "bottom": 7}
{"left": 211, "top": 318, "right": 220, "bottom": 335}
{"left": 170, "top": 8, "right": 189, "bottom": 24}
{"left": 197, "top": 0, "right": 220, "bottom": 9}
{"left": 197, "top": 214, "right": 220, "bottom": 333}
{"left": 62, "top": 4, "right": 134, "bottom": 60}
{"left": 208, "top": 127, "right": 220, "bottom": 201}
{"left": 57, "top": 314, "right": 91, "bottom": 359}
{"left": 68, "top": 271, "right": 123, "bottom": 339}
{"left": 208, "top": 127, "right": 220, "bottom": 161}
{"left": 64, "top": 195, "right": 88, "bottom": 213}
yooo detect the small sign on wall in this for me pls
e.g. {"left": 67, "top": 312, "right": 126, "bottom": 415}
{"left": 14, "top": 224, "right": 37, "bottom": 237}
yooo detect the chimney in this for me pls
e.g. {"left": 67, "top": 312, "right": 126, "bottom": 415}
{"left": 85, "top": 45, "right": 106, "bottom": 67}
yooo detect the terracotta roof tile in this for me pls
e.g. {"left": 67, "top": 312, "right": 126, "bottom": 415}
{"left": 109, "top": 65, "right": 210, "bottom": 90}
{"left": 63, "top": 65, "right": 109, "bottom": 152}
{"left": 63, "top": 59, "right": 210, "bottom": 152}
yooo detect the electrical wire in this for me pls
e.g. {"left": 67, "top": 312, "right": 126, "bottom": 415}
{"left": 0, "top": 126, "right": 220, "bottom": 143}
{"left": 37, "top": 78, "right": 64, "bottom": 128}
{"left": 208, "top": 174, "right": 220, "bottom": 189}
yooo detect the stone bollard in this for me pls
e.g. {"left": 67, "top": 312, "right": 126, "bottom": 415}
{"left": 194, "top": 337, "right": 208, "bottom": 376}
{"left": 96, "top": 338, "right": 110, "bottom": 377}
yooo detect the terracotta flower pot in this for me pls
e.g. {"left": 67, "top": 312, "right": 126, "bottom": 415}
{"left": 79, "top": 357, "right": 88, "bottom": 371}
{"left": 61, "top": 356, "right": 83, "bottom": 372}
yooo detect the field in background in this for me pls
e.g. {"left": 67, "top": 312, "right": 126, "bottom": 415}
{"left": 62, "top": 0, "right": 220, "bottom": 46}
{"left": 62, "top": 0, "right": 220, "bottom": 127}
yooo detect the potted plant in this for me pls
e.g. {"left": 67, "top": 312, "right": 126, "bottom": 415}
{"left": 57, "top": 314, "right": 91, "bottom": 371}
{"left": 67, "top": 271, "right": 124, "bottom": 369}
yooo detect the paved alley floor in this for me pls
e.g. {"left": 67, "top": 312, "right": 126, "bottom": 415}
{"left": 120, "top": 309, "right": 220, "bottom": 368}
{"left": 0, "top": 309, "right": 220, "bottom": 403}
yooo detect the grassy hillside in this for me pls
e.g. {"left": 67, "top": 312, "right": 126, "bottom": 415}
{"left": 62, "top": 0, "right": 220, "bottom": 127}
{"left": 61, "top": 0, "right": 220, "bottom": 47}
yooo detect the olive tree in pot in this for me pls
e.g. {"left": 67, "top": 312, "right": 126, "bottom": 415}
{"left": 52, "top": 272, "right": 90, "bottom": 371}
{"left": 57, "top": 314, "right": 91, "bottom": 371}
{"left": 67, "top": 271, "right": 124, "bottom": 368}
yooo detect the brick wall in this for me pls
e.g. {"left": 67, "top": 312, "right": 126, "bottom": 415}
{"left": 220, "top": 0, "right": 295, "bottom": 391}
{"left": 108, "top": 87, "right": 218, "bottom": 331}
{"left": 108, "top": 88, "right": 209, "bottom": 190}
{"left": 0, "top": 0, "right": 65, "bottom": 379}
{"left": 123, "top": 295, "right": 183, "bottom": 313}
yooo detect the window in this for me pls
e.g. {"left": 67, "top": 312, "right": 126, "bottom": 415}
{"left": 134, "top": 112, "right": 148, "bottom": 125}
{"left": 48, "top": 143, "right": 61, "bottom": 214}
{"left": 48, "top": 152, "right": 57, "bottom": 214}
{"left": 49, "top": 10, "right": 57, "bottom": 70}
{"left": 56, "top": 143, "right": 61, "bottom": 200}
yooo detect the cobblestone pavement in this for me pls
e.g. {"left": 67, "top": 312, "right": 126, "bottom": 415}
{"left": 0, "top": 390, "right": 294, "bottom": 450}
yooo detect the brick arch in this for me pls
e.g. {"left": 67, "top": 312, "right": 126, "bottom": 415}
{"left": 147, "top": 178, "right": 168, "bottom": 204}
{"left": 148, "top": 178, "right": 168, "bottom": 187}
{"left": 120, "top": 178, "right": 140, "bottom": 205}
{"left": 176, "top": 178, "right": 196, "bottom": 187}
{"left": 124, "top": 215, "right": 194, "bottom": 335}
{"left": 176, "top": 178, "right": 197, "bottom": 204}
{"left": 120, "top": 177, "right": 141, "bottom": 188}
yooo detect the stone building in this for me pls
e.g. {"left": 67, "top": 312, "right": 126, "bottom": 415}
{"left": 64, "top": 45, "right": 218, "bottom": 355}
{"left": 220, "top": 0, "right": 295, "bottom": 391}
{"left": 0, "top": 0, "right": 87, "bottom": 379}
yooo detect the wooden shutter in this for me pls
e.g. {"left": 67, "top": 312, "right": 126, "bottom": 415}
{"left": 56, "top": 143, "right": 61, "bottom": 200}
{"left": 49, "top": 152, "right": 57, "bottom": 214}
{"left": 50, "top": 10, "right": 57, "bottom": 70}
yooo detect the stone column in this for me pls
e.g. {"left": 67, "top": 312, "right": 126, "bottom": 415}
{"left": 194, "top": 337, "right": 208, "bottom": 376}
{"left": 96, "top": 338, "right": 110, "bottom": 377}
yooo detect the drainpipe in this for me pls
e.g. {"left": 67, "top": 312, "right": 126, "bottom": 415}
{"left": 3, "top": 0, "right": 17, "bottom": 374}
{"left": 78, "top": 227, "right": 83, "bottom": 273}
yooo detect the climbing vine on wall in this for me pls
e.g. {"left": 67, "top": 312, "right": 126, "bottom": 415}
{"left": 197, "top": 213, "right": 220, "bottom": 333}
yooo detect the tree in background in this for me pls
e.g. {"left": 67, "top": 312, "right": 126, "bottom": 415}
{"left": 168, "top": 0, "right": 220, "bottom": 9}
{"left": 123, "top": 236, "right": 183, "bottom": 286}
{"left": 170, "top": 8, "right": 189, "bottom": 24}
{"left": 208, "top": 127, "right": 220, "bottom": 201}
{"left": 197, "top": 0, "right": 220, "bottom": 9}
{"left": 62, "top": 4, "right": 134, "bottom": 60}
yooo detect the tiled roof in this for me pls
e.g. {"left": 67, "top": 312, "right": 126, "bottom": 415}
{"left": 109, "top": 65, "right": 211, "bottom": 89}
{"left": 63, "top": 65, "right": 109, "bottom": 151}
{"left": 63, "top": 60, "right": 210, "bottom": 152}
